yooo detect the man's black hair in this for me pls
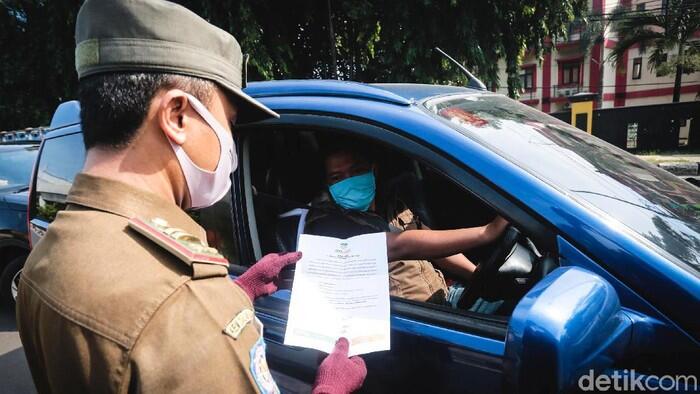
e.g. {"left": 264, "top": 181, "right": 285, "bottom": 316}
{"left": 78, "top": 72, "right": 215, "bottom": 150}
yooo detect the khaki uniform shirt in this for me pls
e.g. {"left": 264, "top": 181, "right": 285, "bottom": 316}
{"left": 17, "top": 174, "right": 276, "bottom": 394}
{"left": 387, "top": 209, "right": 448, "bottom": 304}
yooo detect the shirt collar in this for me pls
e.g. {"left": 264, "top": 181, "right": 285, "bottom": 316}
{"left": 66, "top": 173, "right": 204, "bottom": 239}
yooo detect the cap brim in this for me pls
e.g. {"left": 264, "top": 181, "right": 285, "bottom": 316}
{"left": 220, "top": 81, "right": 279, "bottom": 125}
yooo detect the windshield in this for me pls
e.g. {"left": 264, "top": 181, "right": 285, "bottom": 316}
{"left": 0, "top": 145, "right": 39, "bottom": 190}
{"left": 424, "top": 94, "right": 700, "bottom": 274}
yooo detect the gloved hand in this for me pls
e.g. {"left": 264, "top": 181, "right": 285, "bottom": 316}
{"left": 312, "top": 338, "right": 367, "bottom": 394}
{"left": 234, "top": 252, "right": 302, "bottom": 301}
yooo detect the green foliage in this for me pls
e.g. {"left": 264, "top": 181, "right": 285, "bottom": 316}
{"left": 36, "top": 201, "right": 60, "bottom": 222}
{"left": 656, "top": 52, "right": 700, "bottom": 76}
{"left": 0, "top": 0, "right": 81, "bottom": 129}
{"left": 0, "top": 0, "right": 586, "bottom": 129}
{"left": 496, "top": 0, "right": 588, "bottom": 98}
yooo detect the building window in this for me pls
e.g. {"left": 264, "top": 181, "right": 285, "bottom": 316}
{"left": 636, "top": 3, "right": 645, "bottom": 11}
{"left": 656, "top": 53, "right": 668, "bottom": 76}
{"left": 632, "top": 57, "right": 642, "bottom": 79}
{"left": 520, "top": 66, "right": 535, "bottom": 91}
{"left": 561, "top": 61, "right": 581, "bottom": 85}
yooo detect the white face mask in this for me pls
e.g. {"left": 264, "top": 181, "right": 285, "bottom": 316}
{"left": 169, "top": 93, "right": 237, "bottom": 209}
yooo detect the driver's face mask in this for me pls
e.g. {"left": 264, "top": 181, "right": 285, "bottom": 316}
{"left": 329, "top": 172, "right": 376, "bottom": 212}
{"left": 168, "top": 93, "right": 237, "bottom": 209}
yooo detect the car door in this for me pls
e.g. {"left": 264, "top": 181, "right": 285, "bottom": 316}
{"left": 29, "top": 128, "right": 86, "bottom": 245}
{"left": 231, "top": 114, "right": 563, "bottom": 393}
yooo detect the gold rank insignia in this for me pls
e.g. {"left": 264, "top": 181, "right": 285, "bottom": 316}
{"left": 224, "top": 308, "right": 255, "bottom": 340}
{"left": 128, "top": 217, "right": 228, "bottom": 266}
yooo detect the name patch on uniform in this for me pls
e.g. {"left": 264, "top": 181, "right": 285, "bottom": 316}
{"left": 223, "top": 308, "right": 254, "bottom": 340}
{"left": 250, "top": 337, "right": 280, "bottom": 394}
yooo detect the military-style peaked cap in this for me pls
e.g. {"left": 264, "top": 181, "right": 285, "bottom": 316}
{"left": 75, "top": 0, "right": 278, "bottom": 124}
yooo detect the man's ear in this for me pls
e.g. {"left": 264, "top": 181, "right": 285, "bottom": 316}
{"left": 158, "top": 89, "right": 189, "bottom": 146}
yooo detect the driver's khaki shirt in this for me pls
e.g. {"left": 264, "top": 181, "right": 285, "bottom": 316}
{"left": 17, "top": 174, "right": 267, "bottom": 393}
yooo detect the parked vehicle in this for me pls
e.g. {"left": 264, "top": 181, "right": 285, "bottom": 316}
{"left": 31, "top": 81, "right": 700, "bottom": 393}
{"left": 0, "top": 142, "right": 39, "bottom": 309}
{"left": 0, "top": 128, "right": 45, "bottom": 144}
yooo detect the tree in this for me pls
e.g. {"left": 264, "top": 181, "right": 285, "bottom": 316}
{"left": 0, "top": 1, "right": 81, "bottom": 129}
{"left": 358, "top": 1, "right": 501, "bottom": 86}
{"left": 578, "top": 9, "right": 616, "bottom": 99}
{"left": 494, "top": 0, "right": 587, "bottom": 99}
{"left": 0, "top": 0, "right": 588, "bottom": 129}
{"left": 609, "top": 0, "right": 700, "bottom": 103}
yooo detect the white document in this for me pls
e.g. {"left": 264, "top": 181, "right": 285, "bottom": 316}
{"left": 284, "top": 232, "right": 390, "bottom": 356}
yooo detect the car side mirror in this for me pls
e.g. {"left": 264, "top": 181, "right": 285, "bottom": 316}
{"left": 504, "top": 266, "right": 632, "bottom": 393}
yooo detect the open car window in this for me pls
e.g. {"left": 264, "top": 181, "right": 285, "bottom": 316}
{"left": 241, "top": 126, "right": 556, "bottom": 317}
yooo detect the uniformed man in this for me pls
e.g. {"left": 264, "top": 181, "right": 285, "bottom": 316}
{"left": 298, "top": 142, "right": 508, "bottom": 305}
{"left": 16, "top": 1, "right": 366, "bottom": 393}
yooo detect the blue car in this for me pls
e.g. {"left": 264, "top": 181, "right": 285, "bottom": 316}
{"left": 31, "top": 80, "right": 699, "bottom": 393}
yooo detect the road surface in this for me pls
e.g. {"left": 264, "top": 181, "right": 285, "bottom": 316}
{"left": 0, "top": 307, "right": 35, "bottom": 394}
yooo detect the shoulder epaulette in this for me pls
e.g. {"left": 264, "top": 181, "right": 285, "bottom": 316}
{"left": 128, "top": 217, "right": 228, "bottom": 267}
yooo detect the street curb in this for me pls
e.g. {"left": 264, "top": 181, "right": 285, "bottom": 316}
{"left": 656, "top": 161, "right": 700, "bottom": 176}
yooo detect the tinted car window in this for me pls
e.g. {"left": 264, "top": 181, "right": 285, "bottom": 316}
{"left": 0, "top": 145, "right": 38, "bottom": 191}
{"left": 34, "top": 133, "right": 86, "bottom": 221}
{"left": 425, "top": 94, "right": 700, "bottom": 274}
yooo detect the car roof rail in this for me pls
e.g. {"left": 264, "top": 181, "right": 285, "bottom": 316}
{"left": 49, "top": 100, "right": 82, "bottom": 130}
{"left": 244, "top": 80, "right": 411, "bottom": 106}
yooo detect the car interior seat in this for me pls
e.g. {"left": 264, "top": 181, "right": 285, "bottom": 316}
{"left": 252, "top": 131, "right": 322, "bottom": 254}
{"left": 380, "top": 165, "right": 435, "bottom": 229}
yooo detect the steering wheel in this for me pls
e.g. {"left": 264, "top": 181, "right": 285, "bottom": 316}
{"left": 457, "top": 225, "right": 521, "bottom": 310}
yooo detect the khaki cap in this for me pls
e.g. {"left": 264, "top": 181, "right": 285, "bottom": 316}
{"left": 75, "top": 0, "right": 278, "bottom": 124}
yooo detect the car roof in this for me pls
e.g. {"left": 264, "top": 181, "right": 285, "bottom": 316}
{"left": 46, "top": 81, "right": 484, "bottom": 135}
{"left": 0, "top": 143, "right": 38, "bottom": 151}
{"left": 245, "top": 80, "right": 483, "bottom": 105}
{"left": 371, "top": 83, "right": 483, "bottom": 101}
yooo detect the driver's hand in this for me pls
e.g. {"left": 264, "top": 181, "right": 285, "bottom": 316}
{"left": 485, "top": 216, "right": 509, "bottom": 242}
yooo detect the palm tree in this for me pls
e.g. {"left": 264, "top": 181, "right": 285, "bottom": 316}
{"left": 608, "top": 0, "right": 700, "bottom": 103}
{"left": 578, "top": 11, "right": 615, "bottom": 102}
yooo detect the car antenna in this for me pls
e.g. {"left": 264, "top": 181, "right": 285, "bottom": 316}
{"left": 434, "top": 47, "right": 487, "bottom": 91}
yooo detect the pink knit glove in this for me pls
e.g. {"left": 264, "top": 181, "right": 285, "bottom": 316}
{"left": 312, "top": 338, "right": 367, "bottom": 394}
{"left": 234, "top": 252, "right": 302, "bottom": 301}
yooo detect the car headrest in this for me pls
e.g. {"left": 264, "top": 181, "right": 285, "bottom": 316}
{"left": 382, "top": 172, "right": 434, "bottom": 228}
{"left": 262, "top": 133, "right": 324, "bottom": 204}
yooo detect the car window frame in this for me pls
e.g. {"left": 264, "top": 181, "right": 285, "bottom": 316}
{"left": 234, "top": 112, "right": 562, "bottom": 341}
{"left": 29, "top": 127, "right": 84, "bottom": 226}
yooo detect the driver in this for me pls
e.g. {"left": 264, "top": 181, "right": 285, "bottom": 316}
{"left": 285, "top": 141, "right": 509, "bottom": 305}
